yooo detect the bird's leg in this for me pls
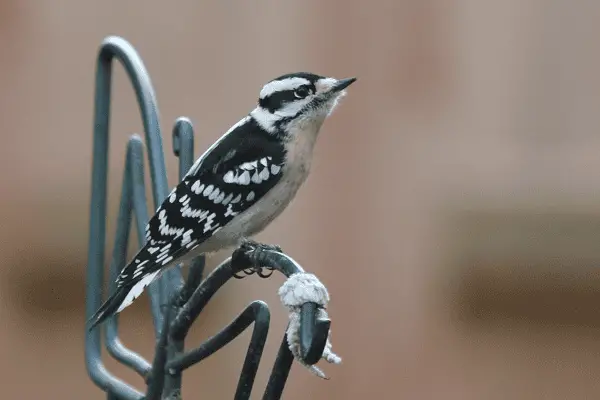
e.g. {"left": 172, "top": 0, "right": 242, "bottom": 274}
{"left": 231, "top": 238, "right": 283, "bottom": 279}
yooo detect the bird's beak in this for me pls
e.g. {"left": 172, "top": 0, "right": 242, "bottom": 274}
{"left": 330, "top": 77, "right": 357, "bottom": 93}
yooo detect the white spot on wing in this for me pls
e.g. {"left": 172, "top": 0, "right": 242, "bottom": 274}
{"left": 158, "top": 209, "right": 185, "bottom": 237}
{"left": 181, "top": 229, "right": 193, "bottom": 246}
{"left": 238, "top": 171, "right": 250, "bottom": 185}
{"left": 203, "top": 185, "right": 214, "bottom": 196}
{"left": 182, "top": 205, "right": 209, "bottom": 219}
{"left": 259, "top": 168, "right": 269, "bottom": 181}
{"left": 208, "top": 188, "right": 220, "bottom": 201}
{"left": 198, "top": 209, "right": 211, "bottom": 222}
{"left": 222, "top": 193, "right": 233, "bottom": 205}
{"left": 247, "top": 191, "right": 255, "bottom": 201}
{"left": 191, "top": 180, "right": 203, "bottom": 194}
{"left": 203, "top": 213, "right": 217, "bottom": 233}
{"left": 240, "top": 162, "right": 254, "bottom": 171}
{"left": 271, "top": 164, "right": 281, "bottom": 175}
{"left": 251, "top": 171, "right": 262, "bottom": 184}
{"left": 160, "top": 243, "right": 172, "bottom": 252}
{"left": 224, "top": 203, "right": 238, "bottom": 217}
{"left": 157, "top": 251, "right": 169, "bottom": 262}
{"left": 224, "top": 170, "right": 235, "bottom": 183}
{"left": 132, "top": 260, "right": 148, "bottom": 278}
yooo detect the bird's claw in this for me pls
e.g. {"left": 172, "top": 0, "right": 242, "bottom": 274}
{"left": 232, "top": 265, "right": 275, "bottom": 279}
{"left": 231, "top": 239, "right": 281, "bottom": 279}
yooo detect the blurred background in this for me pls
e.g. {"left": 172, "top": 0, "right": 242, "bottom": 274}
{"left": 1, "top": 1, "right": 600, "bottom": 399}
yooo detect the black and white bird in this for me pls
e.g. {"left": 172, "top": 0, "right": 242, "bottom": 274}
{"left": 88, "top": 72, "right": 356, "bottom": 330}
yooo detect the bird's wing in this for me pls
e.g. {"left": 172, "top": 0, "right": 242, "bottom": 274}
{"left": 87, "top": 118, "right": 288, "bottom": 329}
{"left": 115, "top": 129, "right": 286, "bottom": 290}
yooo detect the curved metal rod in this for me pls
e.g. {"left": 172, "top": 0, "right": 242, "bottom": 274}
{"left": 105, "top": 136, "right": 152, "bottom": 378}
{"left": 172, "top": 117, "right": 195, "bottom": 178}
{"left": 262, "top": 333, "right": 295, "bottom": 400}
{"left": 167, "top": 301, "right": 271, "bottom": 399}
{"left": 167, "top": 300, "right": 270, "bottom": 372}
{"left": 145, "top": 306, "right": 175, "bottom": 400}
{"left": 299, "top": 303, "right": 331, "bottom": 365}
{"left": 85, "top": 35, "right": 181, "bottom": 398}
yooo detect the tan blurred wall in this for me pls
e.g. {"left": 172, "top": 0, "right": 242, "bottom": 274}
{"left": 1, "top": 1, "right": 600, "bottom": 399}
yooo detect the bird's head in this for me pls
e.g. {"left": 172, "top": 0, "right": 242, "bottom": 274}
{"left": 250, "top": 72, "right": 356, "bottom": 136}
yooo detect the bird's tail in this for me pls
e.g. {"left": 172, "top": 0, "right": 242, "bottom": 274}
{"left": 87, "top": 286, "right": 131, "bottom": 332}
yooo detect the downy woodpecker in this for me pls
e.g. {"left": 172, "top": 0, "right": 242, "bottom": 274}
{"left": 88, "top": 72, "right": 356, "bottom": 330}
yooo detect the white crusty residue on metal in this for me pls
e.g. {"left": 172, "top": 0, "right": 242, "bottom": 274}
{"left": 278, "top": 272, "right": 341, "bottom": 379}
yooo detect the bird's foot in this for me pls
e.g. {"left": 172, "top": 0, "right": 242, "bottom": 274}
{"left": 232, "top": 264, "right": 275, "bottom": 279}
{"left": 231, "top": 239, "right": 282, "bottom": 279}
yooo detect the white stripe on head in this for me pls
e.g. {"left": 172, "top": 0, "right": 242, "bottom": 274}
{"left": 260, "top": 77, "right": 311, "bottom": 99}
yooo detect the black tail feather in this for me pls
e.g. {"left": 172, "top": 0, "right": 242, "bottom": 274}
{"left": 87, "top": 287, "right": 130, "bottom": 332}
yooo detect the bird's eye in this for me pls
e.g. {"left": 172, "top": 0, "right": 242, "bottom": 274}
{"left": 294, "top": 86, "right": 311, "bottom": 99}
